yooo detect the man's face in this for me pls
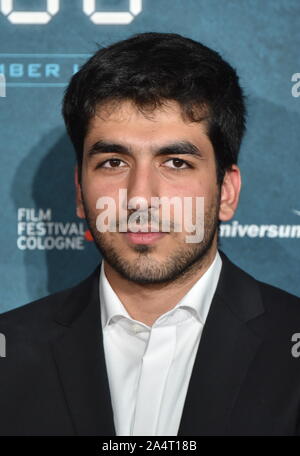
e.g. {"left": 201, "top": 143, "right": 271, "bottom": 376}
{"left": 77, "top": 99, "right": 238, "bottom": 284}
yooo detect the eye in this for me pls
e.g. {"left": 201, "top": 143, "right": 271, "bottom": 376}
{"left": 96, "top": 158, "right": 126, "bottom": 169}
{"left": 95, "top": 157, "right": 192, "bottom": 171}
{"left": 163, "top": 158, "right": 192, "bottom": 170}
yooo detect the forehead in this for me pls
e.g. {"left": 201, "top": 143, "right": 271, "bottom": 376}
{"left": 84, "top": 99, "right": 213, "bottom": 153}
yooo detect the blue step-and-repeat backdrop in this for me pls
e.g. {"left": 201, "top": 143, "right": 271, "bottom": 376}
{"left": 0, "top": 0, "right": 299, "bottom": 313}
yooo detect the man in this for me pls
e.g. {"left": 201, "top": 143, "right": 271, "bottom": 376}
{"left": 1, "top": 32, "right": 300, "bottom": 436}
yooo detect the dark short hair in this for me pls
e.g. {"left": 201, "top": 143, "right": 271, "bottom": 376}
{"left": 62, "top": 32, "right": 246, "bottom": 186}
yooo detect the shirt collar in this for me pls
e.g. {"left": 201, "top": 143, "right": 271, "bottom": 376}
{"left": 99, "top": 250, "right": 222, "bottom": 329}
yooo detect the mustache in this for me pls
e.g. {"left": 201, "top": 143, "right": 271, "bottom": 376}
{"left": 116, "top": 210, "right": 177, "bottom": 232}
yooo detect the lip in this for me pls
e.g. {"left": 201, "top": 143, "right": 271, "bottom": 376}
{"left": 123, "top": 231, "right": 166, "bottom": 245}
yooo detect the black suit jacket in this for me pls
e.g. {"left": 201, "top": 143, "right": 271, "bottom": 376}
{"left": 1, "top": 250, "right": 300, "bottom": 436}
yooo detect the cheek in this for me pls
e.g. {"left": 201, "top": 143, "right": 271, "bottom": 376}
{"left": 83, "top": 180, "right": 123, "bottom": 216}
{"left": 82, "top": 181, "right": 105, "bottom": 210}
{"left": 185, "top": 185, "right": 217, "bottom": 218}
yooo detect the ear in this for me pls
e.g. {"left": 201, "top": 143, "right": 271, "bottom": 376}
{"left": 218, "top": 164, "right": 242, "bottom": 222}
{"left": 74, "top": 165, "right": 85, "bottom": 219}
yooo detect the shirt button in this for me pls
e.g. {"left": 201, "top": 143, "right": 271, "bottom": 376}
{"left": 132, "top": 323, "right": 141, "bottom": 333}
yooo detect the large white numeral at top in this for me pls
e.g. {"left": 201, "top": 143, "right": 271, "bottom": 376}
{"left": 0, "top": 0, "right": 143, "bottom": 25}
{"left": 0, "top": 0, "right": 59, "bottom": 24}
{"left": 0, "top": 74, "right": 6, "bottom": 98}
{"left": 83, "top": 0, "right": 142, "bottom": 24}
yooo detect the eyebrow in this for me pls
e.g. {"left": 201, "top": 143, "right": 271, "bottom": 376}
{"left": 86, "top": 139, "right": 205, "bottom": 160}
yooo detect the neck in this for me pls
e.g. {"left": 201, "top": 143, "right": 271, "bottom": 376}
{"left": 103, "top": 243, "right": 218, "bottom": 326}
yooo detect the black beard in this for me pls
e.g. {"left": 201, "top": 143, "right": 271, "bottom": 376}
{"left": 81, "top": 194, "right": 220, "bottom": 286}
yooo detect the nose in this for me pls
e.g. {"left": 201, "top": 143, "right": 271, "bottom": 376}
{"left": 125, "top": 162, "right": 160, "bottom": 212}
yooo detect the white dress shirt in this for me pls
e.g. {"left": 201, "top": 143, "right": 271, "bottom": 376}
{"left": 99, "top": 250, "right": 222, "bottom": 436}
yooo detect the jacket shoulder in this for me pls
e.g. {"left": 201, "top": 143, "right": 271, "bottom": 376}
{"left": 0, "top": 265, "right": 100, "bottom": 331}
{"left": 218, "top": 249, "right": 300, "bottom": 324}
{"left": 256, "top": 277, "right": 300, "bottom": 317}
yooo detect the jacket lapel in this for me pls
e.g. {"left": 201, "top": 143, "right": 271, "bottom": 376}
{"left": 50, "top": 250, "right": 265, "bottom": 436}
{"left": 50, "top": 264, "right": 116, "bottom": 436}
{"left": 177, "top": 250, "right": 265, "bottom": 435}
